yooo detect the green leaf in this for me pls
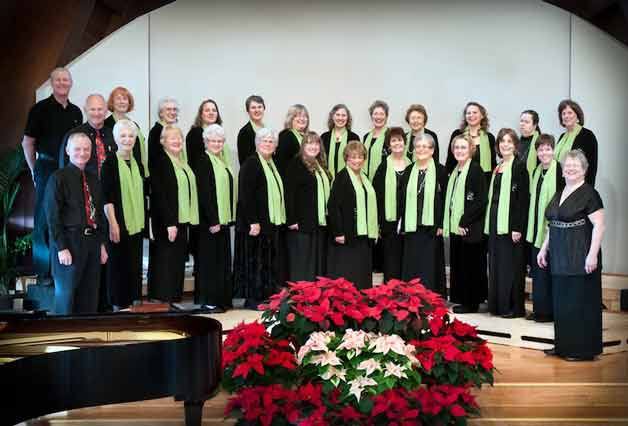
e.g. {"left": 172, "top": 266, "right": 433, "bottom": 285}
{"left": 358, "top": 397, "right": 373, "bottom": 414}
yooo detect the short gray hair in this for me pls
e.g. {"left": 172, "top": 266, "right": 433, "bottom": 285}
{"left": 203, "top": 124, "right": 225, "bottom": 141}
{"left": 67, "top": 132, "right": 91, "bottom": 150}
{"left": 113, "top": 119, "right": 138, "bottom": 141}
{"left": 414, "top": 132, "right": 435, "bottom": 150}
{"left": 255, "top": 128, "right": 277, "bottom": 146}
{"left": 157, "top": 97, "right": 180, "bottom": 119}
{"left": 50, "top": 67, "right": 72, "bottom": 82}
{"left": 283, "top": 104, "right": 309, "bottom": 130}
{"left": 561, "top": 149, "right": 589, "bottom": 173}
{"left": 85, "top": 93, "right": 106, "bottom": 108}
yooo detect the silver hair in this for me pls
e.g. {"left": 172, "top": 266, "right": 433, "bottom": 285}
{"left": 414, "top": 132, "right": 435, "bottom": 150}
{"left": 50, "top": 67, "right": 72, "bottom": 82}
{"left": 66, "top": 132, "right": 91, "bottom": 150}
{"left": 561, "top": 149, "right": 589, "bottom": 173}
{"left": 255, "top": 127, "right": 277, "bottom": 146}
{"left": 112, "top": 119, "right": 138, "bottom": 142}
{"left": 283, "top": 104, "right": 309, "bottom": 130}
{"left": 157, "top": 97, "right": 180, "bottom": 120}
{"left": 84, "top": 93, "right": 106, "bottom": 108}
{"left": 202, "top": 124, "right": 225, "bottom": 141}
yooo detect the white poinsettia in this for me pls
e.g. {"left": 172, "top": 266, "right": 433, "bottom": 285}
{"left": 320, "top": 366, "right": 347, "bottom": 382}
{"left": 348, "top": 376, "right": 377, "bottom": 402}
{"left": 337, "top": 329, "right": 369, "bottom": 355}
{"left": 297, "top": 331, "right": 336, "bottom": 363}
{"left": 357, "top": 358, "right": 381, "bottom": 376}
{"left": 369, "top": 333, "right": 407, "bottom": 356}
{"left": 311, "top": 350, "right": 342, "bottom": 367}
{"left": 383, "top": 361, "right": 407, "bottom": 379}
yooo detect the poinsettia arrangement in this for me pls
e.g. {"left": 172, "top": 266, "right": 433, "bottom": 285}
{"left": 223, "top": 278, "right": 494, "bottom": 425}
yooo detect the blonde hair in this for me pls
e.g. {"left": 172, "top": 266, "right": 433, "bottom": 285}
{"left": 299, "top": 131, "right": 330, "bottom": 177}
{"left": 343, "top": 140, "right": 367, "bottom": 161}
{"left": 284, "top": 104, "right": 310, "bottom": 130}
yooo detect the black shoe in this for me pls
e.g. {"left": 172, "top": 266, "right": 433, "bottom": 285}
{"left": 203, "top": 305, "right": 225, "bottom": 314}
{"left": 543, "top": 348, "right": 557, "bottom": 356}
{"left": 453, "top": 305, "right": 478, "bottom": 314}
{"left": 563, "top": 355, "right": 595, "bottom": 362}
{"left": 501, "top": 312, "right": 516, "bottom": 318}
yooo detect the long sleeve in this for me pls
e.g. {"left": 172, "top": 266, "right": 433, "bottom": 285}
{"left": 275, "top": 130, "right": 299, "bottom": 178}
{"left": 237, "top": 123, "right": 255, "bottom": 166}
{"left": 239, "top": 158, "right": 261, "bottom": 226}
{"left": 195, "top": 157, "right": 219, "bottom": 227}
{"left": 575, "top": 128, "right": 598, "bottom": 187}
{"left": 186, "top": 127, "right": 205, "bottom": 170}
{"left": 150, "top": 155, "right": 178, "bottom": 228}
{"left": 459, "top": 165, "right": 488, "bottom": 227}
{"left": 511, "top": 161, "right": 530, "bottom": 234}
{"left": 44, "top": 173, "right": 68, "bottom": 251}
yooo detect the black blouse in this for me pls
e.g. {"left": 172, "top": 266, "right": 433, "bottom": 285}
{"left": 546, "top": 183, "right": 603, "bottom": 275}
{"left": 406, "top": 128, "right": 440, "bottom": 162}
{"left": 321, "top": 129, "right": 361, "bottom": 175}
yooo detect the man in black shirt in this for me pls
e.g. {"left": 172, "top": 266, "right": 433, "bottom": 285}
{"left": 22, "top": 67, "right": 83, "bottom": 284}
{"left": 59, "top": 94, "right": 116, "bottom": 177}
{"left": 45, "top": 133, "right": 108, "bottom": 314}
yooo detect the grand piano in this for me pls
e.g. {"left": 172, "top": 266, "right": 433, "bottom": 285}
{"left": 0, "top": 312, "right": 222, "bottom": 426}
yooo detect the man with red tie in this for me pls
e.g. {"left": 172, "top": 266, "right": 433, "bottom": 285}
{"left": 59, "top": 94, "right": 116, "bottom": 176}
{"left": 45, "top": 133, "right": 108, "bottom": 314}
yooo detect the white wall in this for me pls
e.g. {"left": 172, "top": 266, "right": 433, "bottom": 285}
{"left": 37, "top": 0, "right": 628, "bottom": 273}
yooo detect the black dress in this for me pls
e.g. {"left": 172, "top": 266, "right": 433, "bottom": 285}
{"left": 233, "top": 155, "right": 286, "bottom": 307}
{"left": 448, "top": 162, "right": 488, "bottom": 310}
{"left": 546, "top": 183, "right": 603, "bottom": 358}
{"left": 147, "top": 152, "right": 195, "bottom": 302}
{"left": 405, "top": 128, "right": 439, "bottom": 162}
{"left": 275, "top": 129, "right": 301, "bottom": 178}
{"left": 372, "top": 160, "right": 408, "bottom": 282}
{"left": 397, "top": 162, "right": 448, "bottom": 294}
{"left": 487, "top": 159, "right": 530, "bottom": 316}
{"left": 557, "top": 127, "right": 598, "bottom": 186}
{"left": 445, "top": 129, "right": 496, "bottom": 183}
{"left": 193, "top": 152, "right": 234, "bottom": 308}
{"left": 528, "top": 163, "right": 564, "bottom": 320}
{"left": 285, "top": 158, "right": 328, "bottom": 281}
{"left": 237, "top": 121, "right": 256, "bottom": 166}
{"left": 321, "top": 130, "right": 361, "bottom": 176}
{"left": 327, "top": 169, "right": 375, "bottom": 290}
{"left": 101, "top": 154, "right": 145, "bottom": 308}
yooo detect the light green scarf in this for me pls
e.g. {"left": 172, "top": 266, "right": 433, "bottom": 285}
{"left": 465, "top": 127, "right": 491, "bottom": 172}
{"left": 525, "top": 131, "right": 539, "bottom": 180}
{"left": 327, "top": 128, "right": 348, "bottom": 178}
{"left": 385, "top": 155, "right": 411, "bottom": 221}
{"left": 526, "top": 160, "right": 558, "bottom": 248}
{"left": 166, "top": 151, "right": 199, "bottom": 225}
{"left": 443, "top": 159, "right": 471, "bottom": 237}
{"left": 348, "top": 169, "right": 378, "bottom": 239}
{"left": 116, "top": 153, "right": 144, "bottom": 235}
{"left": 364, "top": 127, "right": 387, "bottom": 180}
{"left": 554, "top": 124, "right": 582, "bottom": 161}
{"left": 484, "top": 158, "right": 513, "bottom": 235}
{"left": 206, "top": 150, "right": 237, "bottom": 224}
{"left": 404, "top": 158, "right": 437, "bottom": 232}
{"left": 291, "top": 129, "right": 304, "bottom": 145}
{"left": 314, "top": 165, "right": 330, "bottom": 226}
{"left": 258, "top": 153, "right": 286, "bottom": 225}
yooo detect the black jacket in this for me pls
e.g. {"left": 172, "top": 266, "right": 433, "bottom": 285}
{"left": 321, "top": 129, "right": 361, "bottom": 173}
{"left": 396, "top": 161, "right": 448, "bottom": 233}
{"left": 45, "top": 164, "right": 106, "bottom": 249}
{"left": 236, "top": 154, "right": 283, "bottom": 235}
{"left": 147, "top": 121, "right": 164, "bottom": 169}
{"left": 100, "top": 153, "right": 146, "bottom": 237}
{"left": 445, "top": 128, "right": 496, "bottom": 178}
{"left": 237, "top": 121, "right": 256, "bottom": 166}
{"left": 556, "top": 127, "right": 598, "bottom": 186}
{"left": 285, "top": 158, "right": 326, "bottom": 233}
{"left": 193, "top": 152, "right": 235, "bottom": 229}
{"left": 327, "top": 168, "right": 375, "bottom": 244}
{"left": 275, "top": 129, "right": 301, "bottom": 178}
{"left": 185, "top": 126, "right": 205, "bottom": 170}
{"left": 446, "top": 161, "right": 488, "bottom": 241}
{"left": 406, "top": 128, "right": 440, "bottom": 162}
{"left": 59, "top": 122, "right": 116, "bottom": 176}
{"left": 488, "top": 159, "right": 530, "bottom": 234}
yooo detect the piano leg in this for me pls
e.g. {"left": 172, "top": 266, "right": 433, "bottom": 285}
{"left": 184, "top": 400, "right": 205, "bottom": 426}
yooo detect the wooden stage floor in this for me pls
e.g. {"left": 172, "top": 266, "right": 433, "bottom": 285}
{"left": 20, "top": 308, "right": 628, "bottom": 426}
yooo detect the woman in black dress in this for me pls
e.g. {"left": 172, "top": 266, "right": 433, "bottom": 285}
{"left": 147, "top": 125, "right": 199, "bottom": 302}
{"left": 285, "top": 131, "right": 331, "bottom": 281}
{"left": 485, "top": 128, "right": 530, "bottom": 318}
{"left": 526, "top": 134, "right": 564, "bottom": 322}
{"left": 373, "top": 127, "right": 410, "bottom": 282}
{"left": 276, "top": 104, "right": 310, "bottom": 177}
{"left": 233, "top": 128, "right": 286, "bottom": 309}
{"left": 538, "top": 149, "right": 605, "bottom": 361}
{"left": 518, "top": 109, "right": 540, "bottom": 180}
{"left": 363, "top": 100, "right": 390, "bottom": 181}
{"left": 192, "top": 124, "right": 235, "bottom": 311}
{"left": 104, "top": 86, "right": 148, "bottom": 175}
{"left": 237, "top": 95, "right": 265, "bottom": 166}
{"left": 398, "top": 132, "right": 447, "bottom": 292}
{"left": 404, "top": 104, "right": 439, "bottom": 162}
{"left": 445, "top": 134, "right": 488, "bottom": 314}
{"left": 321, "top": 104, "right": 361, "bottom": 178}
{"left": 186, "top": 99, "right": 223, "bottom": 169}
{"left": 327, "top": 141, "right": 378, "bottom": 289}
{"left": 554, "top": 100, "right": 598, "bottom": 186}
{"left": 102, "top": 119, "right": 145, "bottom": 310}
{"left": 445, "top": 101, "right": 496, "bottom": 182}
{"left": 147, "top": 97, "right": 179, "bottom": 167}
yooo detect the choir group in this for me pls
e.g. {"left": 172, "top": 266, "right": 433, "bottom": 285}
{"left": 22, "top": 67, "right": 605, "bottom": 361}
